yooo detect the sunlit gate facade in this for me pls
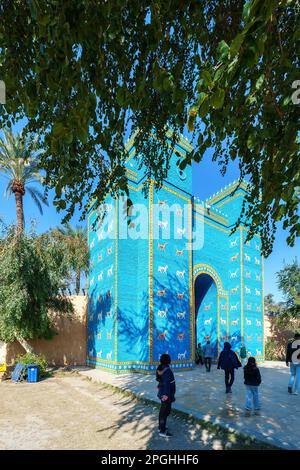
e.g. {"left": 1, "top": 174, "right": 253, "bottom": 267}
{"left": 87, "top": 135, "right": 264, "bottom": 373}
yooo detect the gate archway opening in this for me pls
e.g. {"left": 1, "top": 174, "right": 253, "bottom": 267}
{"left": 194, "top": 273, "right": 218, "bottom": 358}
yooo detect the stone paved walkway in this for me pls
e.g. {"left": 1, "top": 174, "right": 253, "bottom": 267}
{"left": 77, "top": 361, "right": 300, "bottom": 450}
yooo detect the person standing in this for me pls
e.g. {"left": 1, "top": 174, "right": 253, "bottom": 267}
{"left": 195, "top": 342, "right": 204, "bottom": 366}
{"left": 244, "top": 357, "right": 262, "bottom": 417}
{"left": 240, "top": 343, "right": 247, "bottom": 367}
{"left": 203, "top": 339, "right": 214, "bottom": 372}
{"left": 286, "top": 332, "right": 300, "bottom": 395}
{"left": 217, "top": 342, "right": 242, "bottom": 393}
{"left": 156, "top": 354, "right": 176, "bottom": 438}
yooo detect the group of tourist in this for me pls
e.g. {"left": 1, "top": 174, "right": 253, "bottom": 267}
{"left": 155, "top": 333, "right": 300, "bottom": 438}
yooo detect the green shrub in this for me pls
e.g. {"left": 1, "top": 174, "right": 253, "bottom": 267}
{"left": 15, "top": 352, "right": 48, "bottom": 378}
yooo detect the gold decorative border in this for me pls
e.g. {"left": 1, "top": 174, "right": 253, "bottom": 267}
{"left": 240, "top": 229, "right": 244, "bottom": 342}
{"left": 194, "top": 203, "right": 227, "bottom": 225}
{"left": 149, "top": 182, "right": 154, "bottom": 363}
{"left": 114, "top": 197, "right": 119, "bottom": 361}
{"left": 208, "top": 182, "right": 249, "bottom": 205}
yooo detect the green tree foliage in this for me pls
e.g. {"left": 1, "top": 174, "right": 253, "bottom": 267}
{"left": 0, "top": 0, "right": 299, "bottom": 255}
{"left": 0, "top": 226, "right": 73, "bottom": 352}
{"left": 276, "top": 259, "right": 300, "bottom": 318}
{"left": 51, "top": 224, "right": 89, "bottom": 295}
{"left": 0, "top": 128, "right": 48, "bottom": 235}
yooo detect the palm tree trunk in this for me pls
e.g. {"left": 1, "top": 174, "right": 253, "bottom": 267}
{"left": 75, "top": 268, "right": 81, "bottom": 295}
{"left": 15, "top": 333, "right": 34, "bottom": 354}
{"left": 14, "top": 191, "right": 25, "bottom": 236}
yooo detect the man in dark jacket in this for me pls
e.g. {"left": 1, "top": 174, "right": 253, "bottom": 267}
{"left": 286, "top": 332, "right": 300, "bottom": 394}
{"left": 217, "top": 342, "right": 242, "bottom": 393}
{"left": 156, "top": 354, "right": 176, "bottom": 438}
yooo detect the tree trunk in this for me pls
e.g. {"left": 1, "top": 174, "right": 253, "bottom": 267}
{"left": 15, "top": 334, "right": 34, "bottom": 354}
{"left": 75, "top": 268, "right": 81, "bottom": 295}
{"left": 14, "top": 190, "right": 25, "bottom": 236}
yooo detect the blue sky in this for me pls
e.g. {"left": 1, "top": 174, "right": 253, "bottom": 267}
{"left": 0, "top": 125, "right": 298, "bottom": 302}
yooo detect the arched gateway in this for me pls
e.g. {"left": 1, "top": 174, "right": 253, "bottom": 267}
{"left": 87, "top": 133, "right": 264, "bottom": 373}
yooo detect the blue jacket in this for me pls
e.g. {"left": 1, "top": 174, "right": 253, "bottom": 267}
{"left": 218, "top": 342, "right": 242, "bottom": 371}
{"left": 156, "top": 365, "right": 176, "bottom": 403}
{"left": 203, "top": 343, "right": 214, "bottom": 358}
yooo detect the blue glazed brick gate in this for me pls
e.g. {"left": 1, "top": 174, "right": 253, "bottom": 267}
{"left": 87, "top": 134, "right": 264, "bottom": 373}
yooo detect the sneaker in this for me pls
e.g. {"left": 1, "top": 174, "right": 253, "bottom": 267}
{"left": 159, "top": 431, "right": 173, "bottom": 438}
{"left": 292, "top": 391, "right": 298, "bottom": 395}
{"left": 245, "top": 410, "right": 251, "bottom": 417}
{"left": 254, "top": 410, "right": 261, "bottom": 416}
{"left": 288, "top": 386, "right": 292, "bottom": 394}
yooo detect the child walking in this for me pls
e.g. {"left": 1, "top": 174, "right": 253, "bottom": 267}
{"left": 156, "top": 354, "right": 176, "bottom": 438}
{"left": 244, "top": 357, "right": 262, "bottom": 417}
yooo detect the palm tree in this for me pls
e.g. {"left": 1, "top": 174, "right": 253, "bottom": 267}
{"left": 0, "top": 128, "right": 48, "bottom": 235}
{"left": 52, "top": 224, "right": 89, "bottom": 295}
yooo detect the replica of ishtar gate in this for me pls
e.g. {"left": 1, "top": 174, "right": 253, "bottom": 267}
{"left": 87, "top": 131, "right": 264, "bottom": 373}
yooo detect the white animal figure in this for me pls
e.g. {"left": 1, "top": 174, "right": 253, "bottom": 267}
{"left": 97, "top": 331, "right": 102, "bottom": 339}
{"left": 157, "top": 289, "right": 167, "bottom": 296}
{"left": 230, "top": 238, "right": 238, "bottom": 247}
{"left": 231, "top": 286, "right": 239, "bottom": 294}
{"left": 177, "top": 228, "right": 186, "bottom": 236}
{"left": 246, "top": 318, "right": 252, "bottom": 326}
{"left": 158, "top": 220, "right": 168, "bottom": 229}
{"left": 97, "top": 350, "right": 102, "bottom": 358}
{"left": 98, "top": 253, "right": 103, "bottom": 262}
{"left": 178, "top": 351, "right": 187, "bottom": 360}
{"left": 158, "top": 308, "right": 168, "bottom": 318}
{"left": 98, "top": 271, "right": 103, "bottom": 281}
{"left": 231, "top": 253, "right": 239, "bottom": 262}
{"left": 106, "top": 330, "right": 113, "bottom": 340}
{"left": 246, "top": 335, "right": 252, "bottom": 342}
{"left": 176, "top": 208, "right": 183, "bottom": 216}
{"left": 204, "top": 302, "right": 212, "bottom": 311}
{"left": 256, "top": 349, "right": 262, "bottom": 356}
{"left": 255, "top": 257, "right": 260, "bottom": 265}
{"left": 230, "top": 303, "right": 239, "bottom": 311}
{"left": 176, "top": 249, "right": 184, "bottom": 256}
{"left": 246, "top": 303, "right": 252, "bottom": 311}
{"left": 245, "top": 253, "right": 251, "bottom": 262}
{"left": 221, "top": 304, "right": 227, "bottom": 310}
{"left": 255, "top": 243, "right": 260, "bottom": 251}
{"left": 255, "top": 288, "right": 261, "bottom": 296}
{"left": 231, "top": 335, "right": 238, "bottom": 341}
{"left": 158, "top": 199, "right": 168, "bottom": 207}
{"left": 204, "top": 317, "right": 212, "bottom": 325}
{"left": 90, "top": 238, "right": 95, "bottom": 249}
{"left": 231, "top": 319, "right": 239, "bottom": 326}
{"left": 230, "top": 270, "right": 238, "bottom": 278}
{"left": 158, "top": 242, "right": 168, "bottom": 251}
{"left": 247, "top": 350, "right": 252, "bottom": 356}
{"left": 246, "top": 271, "right": 251, "bottom": 279}
{"left": 245, "top": 240, "right": 251, "bottom": 247}
{"left": 158, "top": 265, "right": 168, "bottom": 273}
{"left": 97, "top": 230, "right": 104, "bottom": 241}
{"left": 106, "top": 309, "right": 113, "bottom": 318}
{"left": 256, "top": 319, "right": 261, "bottom": 327}
{"left": 256, "top": 335, "right": 262, "bottom": 342}
{"left": 107, "top": 221, "right": 113, "bottom": 233}
{"left": 90, "top": 276, "right": 95, "bottom": 286}
{"left": 220, "top": 318, "right": 226, "bottom": 325}
{"left": 176, "top": 270, "right": 185, "bottom": 278}
{"left": 177, "top": 311, "right": 186, "bottom": 319}
{"left": 256, "top": 274, "right": 261, "bottom": 281}
{"left": 245, "top": 286, "right": 251, "bottom": 294}
{"left": 107, "top": 265, "right": 113, "bottom": 277}
{"left": 107, "top": 246, "right": 112, "bottom": 255}
{"left": 106, "top": 351, "right": 113, "bottom": 360}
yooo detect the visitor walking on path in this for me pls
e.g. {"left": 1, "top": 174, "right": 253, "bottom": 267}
{"left": 217, "top": 342, "right": 242, "bottom": 393}
{"left": 240, "top": 344, "right": 247, "bottom": 367}
{"left": 203, "top": 339, "right": 214, "bottom": 372}
{"left": 244, "top": 357, "right": 262, "bottom": 417}
{"left": 195, "top": 343, "right": 204, "bottom": 366}
{"left": 286, "top": 332, "right": 300, "bottom": 395}
{"left": 156, "top": 354, "right": 176, "bottom": 438}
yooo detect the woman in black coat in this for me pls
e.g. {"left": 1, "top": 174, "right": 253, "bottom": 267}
{"left": 217, "top": 342, "right": 242, "bottom": 393}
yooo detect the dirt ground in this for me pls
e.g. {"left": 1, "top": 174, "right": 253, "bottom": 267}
{"left": 0, "top": 372, "right": 271, "bottom": 450}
